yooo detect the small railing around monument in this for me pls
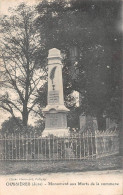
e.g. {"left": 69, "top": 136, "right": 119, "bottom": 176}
{"left": 0, "top": 130, "right": 119, "bottom": 161}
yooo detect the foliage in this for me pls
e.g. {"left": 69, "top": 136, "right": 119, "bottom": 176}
{"left": 34, "top": 119, "right": 45, "bottom": 133}
{"left": 1, "top": 117, "right": 32, "bottom": 134}
{"left": 36, "top": 0, "right": 122, "bottom": 128}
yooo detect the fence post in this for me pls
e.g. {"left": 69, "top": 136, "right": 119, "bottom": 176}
{"left": 63, "top": 136, "right": 66, "bottom": 160}
{"left": 53, "top": 135, "right": 54, "bottom": 159}
{"left": 91, "top": 131, "right": 93, "bottom": 159}
{"left": 95, "top": 131, "right": 98, "bottom": 159}
{"left": 75, "top": 134, "right": 77, "bottom": 159}
{"left": 88, "top": 130, "right": 90, "bottom": 159}
{"left": 4, "top": 133, "right": 6, "bottom": 160}
{"left": 79, "top": 133, "right": 81, "bottom": 160}
{"left": 25, "top": 133, "right": 28, "bottom": 160}
{"left": 37, "top": 136, "right": 39, "bottom": 160}
{"left": 34, "top": 132, "right": 35, "bottom": 160}
{"left": 83, "top": 132, "right": 85, "bottom": 159}
{"left": 19, "top": 133, "right": 20, "bottom": 160}
{"left": 45, "top": 137, "right": 47, "bottom": 158}
{"left": 11, "top": 133, "right": 14, "bottom": 160}
{"left": 57, "top": 138, "right": 58, "bottom": 160}
{"left": 40, "top": 136, "right": 44, "bottom": 157}
{"left": 15, "top": 134, "right": 17, "bottom": 160}
{"left": 49, "top": 136, "right": 51, "bottom": 159}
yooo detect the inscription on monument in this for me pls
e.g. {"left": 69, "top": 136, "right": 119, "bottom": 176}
{"left": 45, "top": 113, "right": 67, "bottom": 129}
{"left": 49, "top": 114, "right": 58, "bottom": 127}
{"left": 49, "top": 91, "right": 59, "bottom": 104}
{"left": 45, "top": 113, "right": 58, "bottom": 128}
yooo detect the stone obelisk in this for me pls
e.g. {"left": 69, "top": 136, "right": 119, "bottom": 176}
{"left": 42, "top": 48, "right": 69, "bottom": 137}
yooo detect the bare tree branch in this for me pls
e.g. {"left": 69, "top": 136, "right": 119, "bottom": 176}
{"left": 2, "top": 55, "right": 25, "bottom": 103}
{"left": 1, "top": 98, "right": 22, "bottom": 113}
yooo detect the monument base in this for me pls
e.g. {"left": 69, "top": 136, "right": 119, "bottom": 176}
{"left": 42, "top": 128, "right": 70, "bottom": 137}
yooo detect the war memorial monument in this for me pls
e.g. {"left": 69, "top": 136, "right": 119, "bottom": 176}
{"left": 42, "top": 48, "right": 69, "bottom": 137}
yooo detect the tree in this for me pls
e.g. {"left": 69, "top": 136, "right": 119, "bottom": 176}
{"left": 1, "top": 117, "right": 23, "bottom": 134}
{"left": 0, "top": 3, "right": 46, "bottom": 127}
{"left": 1, "top": 116, "right": 41, "bottom": 135}
{"left": 36, "top": 0, "right": 122, "bottom": 129}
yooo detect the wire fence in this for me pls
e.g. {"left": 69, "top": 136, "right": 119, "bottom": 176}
{"left": 0, "top": 130, "right": 119, "bottom": 161}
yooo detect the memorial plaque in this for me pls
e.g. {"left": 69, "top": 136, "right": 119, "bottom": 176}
{"left": 45, "top": 113, "right": 67, "bottom": 129}
{"left": 45, "top": 113, "right": 58, "bottom": 128}
{"left": 49, "top": 114, "right": 58, "bottom": 127}
{"left": 49, "top": 91, "right": 59, "bottom": 104}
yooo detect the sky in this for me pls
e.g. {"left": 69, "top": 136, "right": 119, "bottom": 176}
{"left": 0, "top": 0, "right": 40, "bottom": 15}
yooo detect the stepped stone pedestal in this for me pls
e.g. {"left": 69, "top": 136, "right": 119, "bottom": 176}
{"left": 42, "top": 48, "right": 69, "bottom": 137}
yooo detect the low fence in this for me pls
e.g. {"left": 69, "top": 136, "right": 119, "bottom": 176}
{"left": 95, "top": 129, "right": 119, "bottom": 158}
{"left": 0, "top": 130, "right": 119, "bottom": 161}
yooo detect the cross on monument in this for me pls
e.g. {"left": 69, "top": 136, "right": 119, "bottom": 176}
{"left": 52, "top": 84, "right": 55, "bottom": 90}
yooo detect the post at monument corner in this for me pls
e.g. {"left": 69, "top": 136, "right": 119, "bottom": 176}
{"left": 42, "top": 48, "right": 70, "bottom": 137}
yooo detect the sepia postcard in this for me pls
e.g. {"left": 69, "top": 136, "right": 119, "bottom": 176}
{"left": 0, "top": 0, "right": 122, "bottom": 195}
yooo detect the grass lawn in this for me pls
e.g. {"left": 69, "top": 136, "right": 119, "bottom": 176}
{"left": 0, "top": 155, "right": 122, "bottom": 175}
